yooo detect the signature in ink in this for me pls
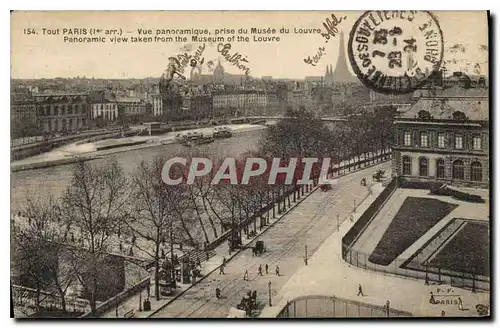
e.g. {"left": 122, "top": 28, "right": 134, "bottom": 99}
{"left": 217, "top": 43, "right": 251, "bottom": 75}
{"left": 321, "top": 14, "right": 347, "bottom": 42}
{"left": 165, "top": 43, "right": 206, "bottom": 80}
{"left": 303, "top": 47, "right": 326, "bottom": 66}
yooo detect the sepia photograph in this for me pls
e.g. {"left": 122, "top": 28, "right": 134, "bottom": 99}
{"left": 9, "top": 10, "right": 491, "bottom": 319}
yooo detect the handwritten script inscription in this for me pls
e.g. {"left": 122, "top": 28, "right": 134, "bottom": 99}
{"left": 217, "top": 43, "right": 251, "bottom": 75}
{"left": 303, "top": 14, "right": 346, "bottom": 66}
{"left": 321, "top": 14, "right": 347, "bottom": 42}
{"left": 303, "top": 47, "right": 326, "bottom": 66}
{"left": 165, "top": 43, "right": 206, "bottom": 80}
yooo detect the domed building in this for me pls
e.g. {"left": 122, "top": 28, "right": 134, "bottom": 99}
{"left": 189, "top": 59, "right": 246, "bottom": 86}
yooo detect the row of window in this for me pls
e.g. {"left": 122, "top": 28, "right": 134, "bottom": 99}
{"left": 402, "top": 157, "right": 483, "bottom": 181}
{"left": 38, "top": 104, "right": 86, "bottom": 117}
{"left": 94, "top": 104, "right": 117, "bottom": 110}
{"left": 403, "top": 131, "right": 482, "bottom": 150}
{"left": 41, "top": 117, "right": 87, "bottom": 133}
{"left": 93, "top": 111, "right": 117, "bottom": 120}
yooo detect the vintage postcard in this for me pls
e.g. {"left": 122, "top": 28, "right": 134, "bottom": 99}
{"left": 10, "top": 11, "right": 490, "bottom": 319}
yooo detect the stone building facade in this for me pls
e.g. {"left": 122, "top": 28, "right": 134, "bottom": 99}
{"left": 392, "top": 89, "right": 489, "bottom": 189}
{"left": 34, "top": 93, "right": 89, "bottom": 133}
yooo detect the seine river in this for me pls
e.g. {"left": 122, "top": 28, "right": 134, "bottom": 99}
{"left": 10, "top": 129, "right": 265, "bottom": 212}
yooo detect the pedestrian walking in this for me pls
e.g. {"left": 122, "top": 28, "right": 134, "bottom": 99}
{"left": 222, "top": 257, "right": 227, "bottom": 265}
{"left": 275, "top": 265, "right": 280, "bottom": 276}
{"left": 265, "top": 264, "right": 269, "bottom": 275}
{"left": 458, "top": 297, "right": 464, "bottom": 310}
{"left": 243, "top": 270, "right": 249, "bottom": 281}
{"left": 357, "top": 284, "right": 364, "bottom": 296}
{"left": 219, "top": 264, "right": 225, "bottom": 275}
{"left": 258, "top": 264, "right": 263, "bottom": 276}
{"left": 215, "top": 287, "right": 221, "bottom": 299}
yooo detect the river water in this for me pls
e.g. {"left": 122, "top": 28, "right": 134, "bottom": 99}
{"left": 10, "top": 129, "right": 265, "bottom": 212}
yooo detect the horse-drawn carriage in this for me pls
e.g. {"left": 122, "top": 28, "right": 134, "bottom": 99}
{"left": 372, "top": 169, "right": 386, "bottom": 182}
{"left": 236, "top": 291, "right": 258, "bottom": 316}
{"left": 252, "top": 240, "right": 266, "bottom": 256}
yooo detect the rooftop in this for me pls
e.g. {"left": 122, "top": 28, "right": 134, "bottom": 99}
{"left": 400, "top": 90, "right": 489, "bottom": 121}
{"left": 412, "top": 86, "right": 489, "bottom": 99}
{"left": 34, "top": 92, "right": 88, "bottom": 97}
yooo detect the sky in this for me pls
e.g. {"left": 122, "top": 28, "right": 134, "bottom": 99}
{"left": 10, "top": 11, "right": 489, "bottom": 79}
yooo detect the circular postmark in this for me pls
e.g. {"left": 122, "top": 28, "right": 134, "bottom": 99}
{"left": 348, "top": 11, "right": 444, "bottom": 94}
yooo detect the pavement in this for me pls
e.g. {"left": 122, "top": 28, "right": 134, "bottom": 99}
{"left": 146, "top": 162, "right": 389, "bottom": 318}
{"left": 258, "top": 182, "right": 490, "bottom": 318}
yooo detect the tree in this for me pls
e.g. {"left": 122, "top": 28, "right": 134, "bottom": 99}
{"left": 11, "top": 195, "right": 63, "bottom": 315}
{"left": 129, "top": 157, "right": 182, "bottom": 301}
{"left": 61, "top": 158, "right": 129, "bottom": 316}
{"left": 11, "top": 117, "right": 40, "bottom": 139}
{"left": 117, "top": 106, "right": 130, "bottom": 127}
{"left": 259, "top": 106, "right": 335, "bottom": 159}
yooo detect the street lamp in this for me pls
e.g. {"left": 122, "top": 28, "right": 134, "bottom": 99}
{"left": 304, "top": 245, "right": 308, "bottom": 265}
{"left": 268, "top": 281, "right": 272, "bottom": 306}
{"left": 139, "top": 289, "right": 143, "bottom": 311}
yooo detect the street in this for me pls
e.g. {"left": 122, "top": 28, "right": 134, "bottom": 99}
{"left": 151, "top": 162, "right": 390, "bottom": 318}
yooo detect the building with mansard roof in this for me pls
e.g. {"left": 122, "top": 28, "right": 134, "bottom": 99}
{"left": 33, "top": 93, "right": 90, "bottom": 133}
{"left": 88, "top": 90, "right": 118, "bottom": 121}
{"left": 392, "top": 87, "right": 489, "bottom": 188}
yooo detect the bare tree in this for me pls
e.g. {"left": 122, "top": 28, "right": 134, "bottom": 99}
{"left": 11, "top": 195, "right": 60, "bottom": 315}
{"left": 62, "top": 157, "right": 129, "bottom": 316}
{"left": 128, "top": 157, "right": 181, "bottom": 301}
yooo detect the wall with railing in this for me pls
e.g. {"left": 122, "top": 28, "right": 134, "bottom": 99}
{"left": 12, "top": 284, "right": 92, "bottom": 315}
{"left": 342, "top": 176, "right": 400, "bottom": 253}
{"left": 342, "top": 246, "right": 490, "bottom": 292}
{"left": 79, "top": 277, "right": 151, "bottom": 318}
{"left": 276, "top": 295, "right": 412, "bottom": 318}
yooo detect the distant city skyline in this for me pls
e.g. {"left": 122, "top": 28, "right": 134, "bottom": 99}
{"left": 11, "top": 11, "right": 488, "bottom": 80}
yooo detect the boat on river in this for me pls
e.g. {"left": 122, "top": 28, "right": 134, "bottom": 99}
{"left": 179, "top": 132, "right": 214, "bottom": 147}
{"left": 213, "top": 126, "right": 233, "bottom": 139}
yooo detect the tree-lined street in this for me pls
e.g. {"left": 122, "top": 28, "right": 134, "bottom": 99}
{"left": 151, "top": 162, "right": 390, "bottom": 318}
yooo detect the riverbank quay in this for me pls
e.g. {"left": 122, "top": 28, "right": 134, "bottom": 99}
{"left": 10, "top": 124, "right": 267, "bottom": 173}
{"left": 11, "top": 127, "right": 128, "bottom": 161}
